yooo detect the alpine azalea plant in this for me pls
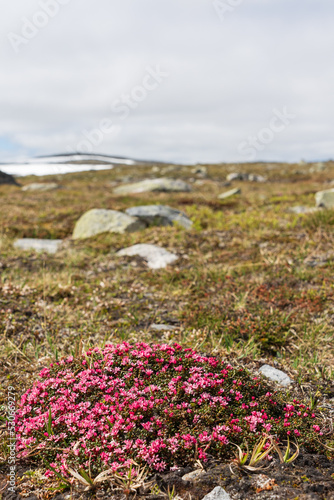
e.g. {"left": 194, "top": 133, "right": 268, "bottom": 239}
{"left": 15, "top": 342, "right": 323, "bottom": 479}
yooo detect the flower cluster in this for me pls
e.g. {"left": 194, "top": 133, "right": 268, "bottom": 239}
{"left": 15, "top": 342, "right": 323, "bottom": 477}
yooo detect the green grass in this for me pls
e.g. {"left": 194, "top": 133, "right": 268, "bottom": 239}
{"left": 1, "top": 161, "right": 334, "bottom": 420}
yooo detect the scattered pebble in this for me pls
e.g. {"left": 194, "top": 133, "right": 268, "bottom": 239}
{"left": 288, "top": 206, "right": 319, "bottom": 214}
{"left": 113, "top": 178, "right": 191, "bottom": 194}
{"left": 218, "top": 188, "right": 241, "bottom": 200}
{"left": 14, "top": 239, "right": 63, "bottom": 254}
{"left": 22, "top": 182, "right": 59, "bottom": 192}
{"left": 182, "top": 469, "right": 206, "bottom": 481}
{"left": 202, "top": 486, "right": 232, "bottom": 500}
{"left": 226, "top": 173, "right": 266, "bottom": 182}
{"left": 116, "top": 244, "right": 178, "bottom": 269}
{"left": 259, "top": 365, "right": 292, "bottom": 386}
{"left": 150, "top": 324, "right": 178, "bottom": 331}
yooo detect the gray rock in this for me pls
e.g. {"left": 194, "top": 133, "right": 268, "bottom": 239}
{"left": 14, "top": 238, "right": 63, "bottom": 254}
{"left": 248, "top": 174, "right": 267, "bottom": 182}
{"left": 0, "top": 170, "right": 19, "bottom": 186}
{"left": 113, "top": 178, "right": 191, "bottom": 195}
{"left": 202, "top": 486, "right": 232, "bottom": 500}
{"left": 218, "top": 188, "right": 241, "bottom": 200}
{"left": 150, "top": 324, "right": 178, "bottom": 331}
{"left": 259, "top": 365, "right": 292, "bottom": 386}
{"left": 191, "top": 165, "right": 207, "bottom": 177}
{"left": 315, "top": 189, "right": 334, "bottom": 209}
{"left": 125, "top": 205, "right": 192, "bottom": 229}
{"left": 22, "top": 182, "right": 59, "bottom": 192}
{"left": 72, "top": 209, "right": 145, "bottom": 239}
{"left": 226, "top": 172, "right": 246, "bottom": 182}
{"left": 288, "top": 206, "right": 319, "bottom": 214}
{"left": 226, "top": 173, "right": 266, "bottom": 182}
{"left": 182, "top": 470, "right": 206, "bottom": 481}
{"left": 116, "top": 244, "right": 178, "bottom": 269}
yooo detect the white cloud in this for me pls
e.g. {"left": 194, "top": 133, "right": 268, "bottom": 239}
{"left": 0, "top": 0, "right": 333, "bottom": 164}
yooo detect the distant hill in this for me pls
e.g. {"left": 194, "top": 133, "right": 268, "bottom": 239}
{"left": 29, "top": 152, "right": 137, "bottom": 165}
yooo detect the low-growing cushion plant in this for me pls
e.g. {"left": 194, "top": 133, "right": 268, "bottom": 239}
{"left": 16, "top": 342, "right": 326, "bottom": 480}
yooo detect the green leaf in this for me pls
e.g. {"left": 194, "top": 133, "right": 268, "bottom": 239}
{"left": 79, "top": 468, "right": 94, "bottom": 486}
{"left": 47, "top": 408, "right": 53, "bottom": 436}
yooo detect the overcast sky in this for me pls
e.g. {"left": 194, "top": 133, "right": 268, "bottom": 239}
{"left": 1, "top": 0, "right": 333, "bottom": 165}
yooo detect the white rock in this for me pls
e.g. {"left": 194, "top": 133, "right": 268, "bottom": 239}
{"left": 218, "top": 188, "right": 241, "bottom": 200}
{"left": 191, "top": 165, "right": 207, "bottom": 176}
{"left": 72, "top": 209, "right": 145, "bottom": 239}
{"left": 150, "top": 324, "right": 178, "bottom": 331}
{"left": 182, "top": 469, "right": 206, "bottom": 481}
{"left": 202, "top": 486, "right": 232, "bottom": 500}
{"left": 226, "top": 173, "right": 246, "bottom": 182}
{"left": 259, "top": 365, "right": 292, "bottom": 386}
{"left": 116, "top": 244, "right": 178, "bottom": 269}
{"left": 14, "top": 239, "right": 63, "bottom": 254}
{"left": 22, "top": 182, "right": 59, "bottom": 192}
{"left": 315, "top": 189, "right": 334, "bottom": 209}
{"left": 288, "top": 206, "right": 319, "bottom": 214}
{"left": 226, "top": 173, "right": 266, "bottom": 183}
{"left": 113, "top": 178, "right": 191, "bottom": 194}
{"left": 125, "top": 205, "right": 192, "bottom": 229}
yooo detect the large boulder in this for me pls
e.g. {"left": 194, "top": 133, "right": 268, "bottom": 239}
{"left": 0, "top": 170, "right": 19, "bottom": 186}
{"left": 72, "top": 209, "right": 145, "bottom": 239}
{"left": 14, "top": 239, "right": 63, "bottom": 254}
{"left": 113, "top": 178, "right": 192, "bottom": 195}
{"left": 22, "top": 182, "right": 59, "bottom": 192}
{"left": 116, "top": 244, "right": 178, "bottom": 269}
{"left": 315, "top": 189, "right": 334, "bottom": 209}
{"left": 125, "top": 205, "right": 192, "bottom": 229}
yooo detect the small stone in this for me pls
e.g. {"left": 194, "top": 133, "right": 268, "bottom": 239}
{"left": 191, "top": 165, "right": 207, "bottom": 176}
{"left": 116, "top": 244, "right": 178, "bottom": 269}
{"left": 202, "top": 486, "right": 232, "bottom": 500}
{"left": 182, "top": 469, "right": 206, "bottom": 481}
{"left": 315, "top": 189, "right": 334, "bottom": 209}
{"left": 125, "top": 205, "right": 192, "bottom": 229}
{"left": 218, "top": 188, "right": 241, "bottom": 200}
{"left": 14, "top": 239, "right": 63, "bottom": 254}
{"left": 113, "top": 178, "right": 192, "bottom": 195}
{"left": 150, "top": 324, "right": 178, "bottom": 331}
{"left": 226, "top": 172, "right": 246, "bottom": 182}
{"left": 226, "top": 173, "right": 266, "bottom": 182}
{"left": 288, "top": 206, "right": 319, "bottom": 214}
{"left": 22, "top": 182, "right": 59, "bottom": 192}
{"left": 248, "top": 174, "right": 267, "bottom": 182}
{"left": 259, "top": 365, "right": 292, "bottom": 386}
